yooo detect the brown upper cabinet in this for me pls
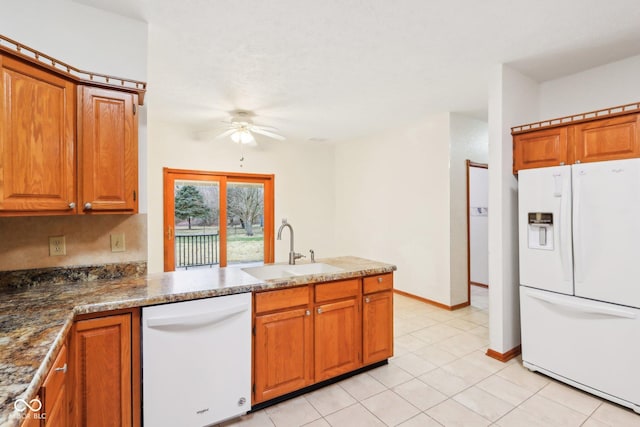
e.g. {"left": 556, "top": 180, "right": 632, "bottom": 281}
{"left": 512, "top": 103, "right": 640, "bottom": 174}
{"left": 0, "top": 55, "right": 77, "bottom": 213}
{"left": 571, "top": 114, "right": 640, "bottom": 164}
{"left": 513, "top": 127, "right": 569, "bottom": 173}
{"left": 79, "top": 87, "right": 139, "bottom": 213}
{"left": 0, "top": 35, "right": 145, "bottom": 216}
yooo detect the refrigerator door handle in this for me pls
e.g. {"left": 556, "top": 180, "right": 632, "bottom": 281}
{"left": 553, "top": 173, "right": 563, "bottom": 197}
{"left": 573, "top": 168, "right": 583, "bottom": 283}
{"left": 559, "top": 170, "right": 573, "bottom": 282}
{"left": 527, "top": 290, "right": 636, "bottom": 319}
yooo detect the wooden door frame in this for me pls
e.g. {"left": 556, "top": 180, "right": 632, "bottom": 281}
{"left": 163, "top": 168, "right": 274, "bottom": 272}
{"left": 466, "top": 160, "right": 488, "bottom": 305}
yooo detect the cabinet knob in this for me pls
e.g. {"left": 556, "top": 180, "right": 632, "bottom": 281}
{"left": 84, "top": 202, "right": 92, "bottom": 210}
{"left": 55, "top": 363, "right": 67, "bottom": 374}
{"left": 377, "top": 277, "right": 383, "bottom": 283}
{"left": 68, "top": 202, "right": 76, "bottom": 209}
{"left": 317, "top": 308, "right": 323, "bottom": 314}
{"left": 305, "top": 309, "right": 311, "bottom": 316}
{"left": 365, "top": 297, "right": 370, "bottom": 303}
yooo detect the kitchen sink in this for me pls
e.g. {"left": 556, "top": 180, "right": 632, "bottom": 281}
{"left": 242, "top": 263, "right": 343, "bottom": 280}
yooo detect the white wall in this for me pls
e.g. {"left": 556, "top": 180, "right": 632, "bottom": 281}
{"left": 334, "top": 113, "right": 454, "bottom": 304}
{"left": 539, "top": 54, "right": 640, "bottom": 118}
{"left": 0, "top": 0, "right": 147, "bottom": 81}
{"left": 487, "top": 64, "right": 539, "bottom": 354}
{"left": 449, "top": 114, "right": 488, "bottom": 305}
{"left": 146, "top": 121, "right": 336, "bottom": 273}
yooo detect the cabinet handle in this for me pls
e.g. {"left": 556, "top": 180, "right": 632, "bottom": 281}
{"left": 365, "top": 297, "right": 370, "bottom": 303}
{"left": 305, "top": 309, "right": 311, "bottom": 316}
{"left": 317, "top": 308, "right": 322, "bottom": 314}
{"left": 84, "top": 202, "right": 92, "bottom": 210}
{"left": 55, "top": 363, "right": 67, "bottom": 374}
{"left": 377, "top": 277, "right": 383, "bottom": 283}
{"left": 68, "top": 202, "right": 76, "bottom": 209}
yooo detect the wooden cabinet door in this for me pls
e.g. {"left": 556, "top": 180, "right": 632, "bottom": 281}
{"left": 0, "top": 55, "right": 76, "bottom": 214}
{"left": 79, "top": 86, "right": 138, "bottom": 213}
{"left": 362, "top": 290, "right": 394, "bottom": 365}
{"left": 572, "top": 114, "right": 640, "bottom": 164}
{"left": 314, "top": 297, "right": 361, "bottom": 381}
{"left": 41, "top": 343, "right": 68, "bottom": 427}
{"left": 73, "top": 313, "right": 133, "bottom": 427}
{"left": 254, "top": 307, "right": 313, "bottom": 403}
{"left": 513, "top": 127, "right": 569, "bottom": 173}
{"left": 19, "top": 407, "right": 42, "bottom": 427}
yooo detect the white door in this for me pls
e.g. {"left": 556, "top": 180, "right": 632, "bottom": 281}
{"left": 518, "top": 166, "right": 574, "bottom": 294}
{"left": 469, "top": 165, "right": 489, "bottom": 286}
{"left": 572, "top": 159, "right": 640, "bottom": 308}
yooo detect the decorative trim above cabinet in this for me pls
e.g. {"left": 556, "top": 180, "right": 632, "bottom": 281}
{"left": 0, "top": 33, "right": 146, "bottom": 104}
{"left": 511, "top": 102, "right": 640, "bottom": 134}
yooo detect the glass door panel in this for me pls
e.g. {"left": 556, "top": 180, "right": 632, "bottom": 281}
{"left": 174, "top": 180, "right": 220, "bottom": 269}
{"left": 226, "top": 181, "right": 265, "bottom": 265}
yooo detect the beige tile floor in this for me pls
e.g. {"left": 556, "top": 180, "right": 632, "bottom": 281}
{"left": 222, "top": 287, "right": 640, "bottom": 426}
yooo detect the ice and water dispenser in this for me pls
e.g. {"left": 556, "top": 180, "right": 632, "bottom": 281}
{"left": 527, "top": 212, "right": 554, "bottom": 250}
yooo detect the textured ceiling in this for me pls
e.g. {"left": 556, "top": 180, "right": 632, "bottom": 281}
{"left": 75, "top": 0, "right": 640, "bottom": 143}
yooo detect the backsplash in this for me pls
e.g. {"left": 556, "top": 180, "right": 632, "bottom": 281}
{"left": 0, "top": 261, "right": 147, "bottom": 288}
{"left": 0, "top": 214, "right": 147, "bottom": 271}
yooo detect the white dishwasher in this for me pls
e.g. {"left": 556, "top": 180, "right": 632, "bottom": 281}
{"left": 142, "top": 292, "right": 251, "bottom": 427}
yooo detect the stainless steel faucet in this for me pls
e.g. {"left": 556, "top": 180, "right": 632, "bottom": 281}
{"left": 277, "top": 219, "right": 305, "bottom": 265}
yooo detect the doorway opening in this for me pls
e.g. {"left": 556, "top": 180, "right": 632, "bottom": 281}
{"left": 466, "top": 160, "right": 489, "bottom": 309}
{"left": 163, "top": 168, "right": 274, "bottom": 272}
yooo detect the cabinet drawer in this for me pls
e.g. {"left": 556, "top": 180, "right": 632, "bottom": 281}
{"left": 363, "top": 273, "right": 393, "bottom": 294}
{"left": 255, "top": 286, "right": 310, "bottom": 314}
{"left": 42, "top": 343, "right": 67, "bottom": 417}
{"left": 315, "top": 279, "right": 360, "bottom": 303}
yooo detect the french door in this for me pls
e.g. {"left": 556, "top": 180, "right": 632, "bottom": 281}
{"left": 163, "top": 168, "right": 274, "bottom": 271}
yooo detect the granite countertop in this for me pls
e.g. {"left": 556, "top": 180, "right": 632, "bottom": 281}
{"left": 0, "top": 256, "right": 395, "bottom": 426}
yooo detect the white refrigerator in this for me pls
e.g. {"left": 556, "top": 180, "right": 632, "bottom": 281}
{"left": 518, "top": 158, "right": 640, "bottom": 414}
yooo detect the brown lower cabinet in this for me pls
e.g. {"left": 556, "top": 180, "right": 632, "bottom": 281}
{"left": 253, "top": 274, "right": 394, "bottom": 405}
{"left": 253, "top": 286, "right": 314, "bottom": 403}
{"left": 40, "top": 343, "right": 68, "bottom": 426}
{"left": 20, "top": 308, "right": 140, "bottom": 427}
{"left": 362, "top": 290, "right": 394, "bottom": 365}
{"left": 20, "top": 344, "right": 68, "bottom": 427}
{"left": 362, "top": 274, "right": 394, "bottom": 365}
{"left": 71, "top": 309, "right": 141, "bottom": 427}
{"left": 314, "top": 279, "right": 361, "bottom": 382}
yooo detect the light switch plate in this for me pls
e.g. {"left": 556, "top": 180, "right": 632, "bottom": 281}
{"left": 111, "top": 233, "right": 126, "bottom": 252}
{"left": 49, "top": 236, "right": 66, "bottom": 256}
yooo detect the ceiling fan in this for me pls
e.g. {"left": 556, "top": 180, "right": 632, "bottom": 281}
{"left": 215, "top": 111, "right": 285, "bottom": 146}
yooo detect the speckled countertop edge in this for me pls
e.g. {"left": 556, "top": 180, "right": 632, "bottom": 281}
{"left": 0, "top": 256, "right": 396, "bottom": 427}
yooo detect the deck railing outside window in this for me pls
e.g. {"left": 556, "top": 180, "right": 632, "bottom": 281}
{"left": 175, "top": 234, "right": 219, "bottom": 268}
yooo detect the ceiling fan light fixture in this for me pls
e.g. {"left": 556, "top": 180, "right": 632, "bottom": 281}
{"left": 230, "top": 129, "right": 255, "bottom": 144}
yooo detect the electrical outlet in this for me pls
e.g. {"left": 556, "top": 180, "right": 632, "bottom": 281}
{"left": 110, "top": 233, "right": 126, "bottom": 252}
{"left": 49, "top": 236, "right": 66, "bottom": 256}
